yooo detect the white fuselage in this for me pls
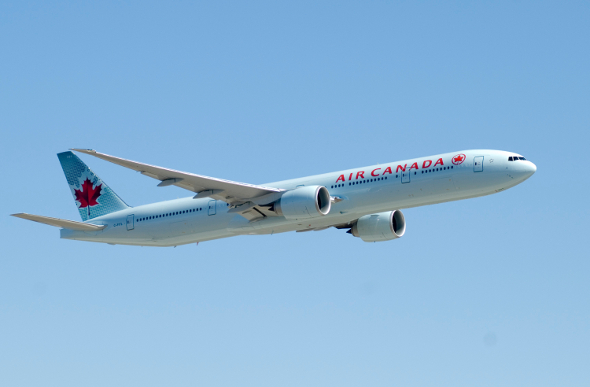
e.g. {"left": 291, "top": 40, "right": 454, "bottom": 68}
{"left": 60, "top": 149, "right": 536, "bottom": 246}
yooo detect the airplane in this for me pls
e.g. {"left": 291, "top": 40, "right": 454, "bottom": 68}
{"left": 11, "top": 149, "right": 536, "bottom": 247}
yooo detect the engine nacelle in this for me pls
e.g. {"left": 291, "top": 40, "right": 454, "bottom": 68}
{"left": 273, "top": 185, "right": 331, "bottom": 220}
{"left": 350, "top": 210, "right": 406, "bottom": 242}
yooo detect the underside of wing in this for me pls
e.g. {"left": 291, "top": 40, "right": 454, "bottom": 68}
{"left": 71, "top": 149, "right": 283, "bottom": 206}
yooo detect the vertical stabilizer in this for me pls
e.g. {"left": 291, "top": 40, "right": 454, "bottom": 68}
{"left": 57, "top": 151, "right": 129, "bottom": 221}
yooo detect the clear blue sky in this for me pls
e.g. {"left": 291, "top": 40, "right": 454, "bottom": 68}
{"left": 1, "top": 1, "right": 588, "bottom": 386}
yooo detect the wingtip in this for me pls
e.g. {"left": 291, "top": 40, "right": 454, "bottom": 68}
{"left": 70, "top": 148, "right": 96, "bottom": 154}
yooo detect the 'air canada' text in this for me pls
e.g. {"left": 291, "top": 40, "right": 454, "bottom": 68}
{"left": 335, "top": 158, "right": 445, "bottom": 183}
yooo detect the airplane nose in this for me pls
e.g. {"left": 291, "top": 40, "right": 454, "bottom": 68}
{"left": 521, "top": 161, "right": 537, "bottom": 179}
{"left": 529, "top": 162, "right": 537, "bottom": 174}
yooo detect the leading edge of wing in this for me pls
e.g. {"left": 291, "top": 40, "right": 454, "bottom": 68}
{"left": 71, "top": 149, "right": 282, "bottom": 203}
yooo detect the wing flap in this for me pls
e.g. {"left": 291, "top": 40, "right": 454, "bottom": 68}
{"left": 72, "top": 149, "right": 282, "bottom": 204}
{"left": 11, "top": 213, "right": 106, "bottom": 231}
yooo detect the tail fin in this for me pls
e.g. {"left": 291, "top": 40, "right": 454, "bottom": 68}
{"left": 57, "top": 151, "right": 130, "bottom": 221}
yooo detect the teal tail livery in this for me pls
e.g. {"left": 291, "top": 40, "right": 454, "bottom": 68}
{"left": 57, "top": 151, "right": 129, "bottom": 221}
{"left": 12, "top": 148, "right": 535, "bottom": 247}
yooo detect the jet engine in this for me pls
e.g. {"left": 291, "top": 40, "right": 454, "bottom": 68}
{"left": 272, "top": 185, "right": 331, "bottom": 220}
{"left": 349, "top": 210, "right": 406, "bottom": 242}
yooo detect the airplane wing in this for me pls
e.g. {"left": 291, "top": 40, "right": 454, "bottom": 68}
{"left": 11, "top": 213, "right": 106, "bottom": 231}
{"left": 72, "top": 149, "right": 283, "bottom": 205}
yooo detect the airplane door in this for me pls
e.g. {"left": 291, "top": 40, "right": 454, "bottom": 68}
{"left": 126, "top": 214, "right": 135, "bottom": 230}
{"left": 208, "top": 200, "right": 217, "bottom": 216}
{"left": 474, "top": 156, "right": 484, "bottom": 172}
{"left": 401, "top": 170, "right": 410, "bottom": 183}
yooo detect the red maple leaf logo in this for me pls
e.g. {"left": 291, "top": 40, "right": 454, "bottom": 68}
{"left": 452, "top": 154, "right": 466, "bottom": 165}
{"left": 74, "top": 178, "right": 102, "bottom": 208}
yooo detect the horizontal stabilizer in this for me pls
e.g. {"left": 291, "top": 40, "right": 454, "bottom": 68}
{"left": 11, "top": 213, "right": 106, "bottom": 231}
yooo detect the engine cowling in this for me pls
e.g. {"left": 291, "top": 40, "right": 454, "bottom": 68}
{"left": 350, "top": 210, "right": 406, "bottom": 242}
{"left": 273, "top": 185, "right": 331, "bottom": 220}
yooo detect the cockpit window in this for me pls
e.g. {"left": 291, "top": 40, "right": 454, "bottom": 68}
{"left": 509, "top": 156, "right": 527, "bottom": 161}
{"left": 519, "top": 157, "right": 526, "bottom": 160}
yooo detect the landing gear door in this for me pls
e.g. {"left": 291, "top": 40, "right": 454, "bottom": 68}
{"left": 126, "top": 214, "right": 135, "bottom": 230}
{"left": 474, "top": 156, "right": 484, "bottom": 172}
